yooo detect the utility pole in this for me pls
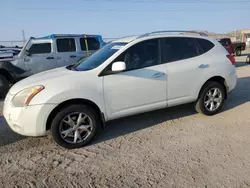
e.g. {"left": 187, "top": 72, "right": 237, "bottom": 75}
{"left": 22, "top": 30, "right": 26, "bottom": 46}
{"left": 235, "top": 29, "right": 237, "bottom": 42}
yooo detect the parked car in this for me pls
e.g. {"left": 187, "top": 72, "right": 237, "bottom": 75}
{"left": 218, "top": 38, "right": 246, "bottom": 56}
{"left": 3, "top": 31, "right": 237, "bottom": 149}
{"left": 0, "top": 48, "right": 21, "bottom": 62}
{"left": 0, "top": 34, "right": 106, "bottom": 97}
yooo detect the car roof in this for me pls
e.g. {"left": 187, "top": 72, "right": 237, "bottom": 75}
{"left": 112, "top": 32, "right": 213, "bottom": 44}
{"left": 37, "top": 34, "right": 103, "bottom": 39}
{"left": 112, "top": 36, "right": 139, "bottom": 43}
{"left": 32, "top": 34, "right": 106, "bottom": 46}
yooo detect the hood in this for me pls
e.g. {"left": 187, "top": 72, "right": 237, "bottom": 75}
{"left": 9, "top": 67, "right": 76, "bottom": 94}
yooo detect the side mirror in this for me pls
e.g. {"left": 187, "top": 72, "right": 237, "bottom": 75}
{"left": 112, "top": 61, "right": 126, "bottom": 72}
{"left": 26, "top": 50, "right": 31, "bottom": 56}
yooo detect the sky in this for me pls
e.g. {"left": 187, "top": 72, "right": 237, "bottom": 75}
{"left": 1, "top": 0, "right": 250, "bottom": 43}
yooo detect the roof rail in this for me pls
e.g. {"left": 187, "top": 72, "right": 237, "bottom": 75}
{"left": 37, "top": 34, "right": 102, "bottom": 39}
{"left": 137, "top": 30, "right": 208, "bottom": 39}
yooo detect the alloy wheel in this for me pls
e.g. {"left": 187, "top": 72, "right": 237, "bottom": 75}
{"left": 59, "top": 112, "right": 93, "bottom": 144}
{"left": 204, "top": 88, "right": 222, "bottom": 112}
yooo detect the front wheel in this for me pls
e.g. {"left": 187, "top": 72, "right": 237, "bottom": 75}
{"left": 0, "top": 75, "right": 9, "bottom": 98}
{"left": 51, "top": 104, "right": 100, "bottom": 149}
{"left": 195, "top": 82, "right": 225, "bottom": 116}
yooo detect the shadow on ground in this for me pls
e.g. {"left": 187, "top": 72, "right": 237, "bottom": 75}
{"left": 0, "top": 117, "right": 26, "bottom": 147}
{"left": 235, "top": 61, "right": 249, "bottom": 68}
{"left": 0, "top": 77, "right": 250, "bottom": 148}
{"left": 92, "top": 76, "right": 250, "bottom": 145}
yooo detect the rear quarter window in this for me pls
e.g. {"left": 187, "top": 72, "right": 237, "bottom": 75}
{"left": 197, "top": 39, "right": 215, "bottom": 53}
{"left": 161, "top": 37, "right": 203, "bottom": 63}
{"left": 80, "top": 38, "right": 100, "bottom": 51}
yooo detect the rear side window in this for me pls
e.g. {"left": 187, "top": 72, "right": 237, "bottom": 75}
{"left": 56, "top": 38, "right": 76, "bottom": 52}
{"left": 197, "top": 39, "right": 215, "bottom": 53}
{"left": 80, "top": 38, "right": 100, "bottom": 51}
{"left": 29, "top": 43, "right": 51, "bottom": 54}
{"left": 161, "top": 37, "right": 203, "bottom": 63}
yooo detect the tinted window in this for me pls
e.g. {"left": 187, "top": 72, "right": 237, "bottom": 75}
{"left": 29, "top": 43, "right": 51, "bottom": 54}
{"left": 74, "top": 42, "right": 127, "bottom": 71}
{"left": 219, "top": 38, "right": 231, "bottom": 46}
{"left": 57, "top": 38, "right": 76, "bottom": 52}
{"left": 113, "top": 39, "right": 159, "bottom": 71}
{"left": 161, "top": 37, "right": 203, "bottom": 63}
{"left": 80, "top": 38, "right": 100, "bottom": 51}
{"left": 197, "top": 38, "right": 215, "bottom": 53}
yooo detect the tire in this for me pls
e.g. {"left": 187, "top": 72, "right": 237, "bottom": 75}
{"left": 246, "top": 56, "right": 250, "bottom": 64}
{"left": 195, "top": 81, "right": 225, "bottom": 116}
{"left": 0, "top": 75, "right": 9, "bottom": 99}
{"left": 235, "top": 48, "right": 241, "bottom": 56}
{"left": 51, "top": 104, "right": 101, "bottom": 149}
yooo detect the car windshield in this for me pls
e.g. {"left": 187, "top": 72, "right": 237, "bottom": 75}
{"left": 73, "top": 42, "right": 127, "bottom": 71}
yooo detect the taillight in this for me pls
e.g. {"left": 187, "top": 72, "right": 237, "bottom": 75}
{"left": 227, "top": 54, "right": 235, "bottom": 65}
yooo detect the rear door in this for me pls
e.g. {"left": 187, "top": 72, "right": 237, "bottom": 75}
{"left": 162, "top": 37, "right": 209, "bottom": 106}
{"left": 55, "top": 38, "right": 78, "bottom": 67}
{"left": 25, "top": 39, "right": 57, "bottom": 75}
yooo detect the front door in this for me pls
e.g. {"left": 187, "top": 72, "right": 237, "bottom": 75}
{"left": 24, "top": 40, "right": 57, "bottom": 75}
{"left": 103, "top": 39, "right": 167, "bottom": 120}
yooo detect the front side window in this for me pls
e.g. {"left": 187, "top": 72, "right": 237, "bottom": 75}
{"left": 56, "top": 38, "right": 76, "bottom": 52}
{"left": 161, "top": 37, "right": 203, "bottom": 63}
{"left": 80, "top": 38, "right": 100, "bottom": 51}
{"left": 113, "top": 39, "right": 160, "bottom": 71}
{"left": 74, "top": 42, "right": 127, "bottom": 71}
{"left": 28, "top": 43, "right": 51, "bottom": 54}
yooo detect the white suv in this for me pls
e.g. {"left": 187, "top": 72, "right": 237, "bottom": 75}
{"left": 3, "top": 31, "right": 237, "bottom": 149}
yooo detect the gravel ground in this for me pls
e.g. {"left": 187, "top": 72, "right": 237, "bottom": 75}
{"left": 0, "top": 51, "right": 250, "bottom": 188}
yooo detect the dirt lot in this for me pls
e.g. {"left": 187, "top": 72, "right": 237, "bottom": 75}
{"left": 0, "top": 51, "right": 250, "bottom": 188}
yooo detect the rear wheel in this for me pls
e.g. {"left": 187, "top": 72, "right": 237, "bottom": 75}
{"left": 0, "top": 75, "right": 9, "bottom": 98}
{"left": 246, "top": 55, "right": 250, "bottom": 64}
{"left": 235, "top": 48, "right": 241, "bottom": 56}
{"left": 195, "top": 82, "right": 225, "bottom": 116}
{"left": 51, "top": 104, "right": 100, "bottom": 149}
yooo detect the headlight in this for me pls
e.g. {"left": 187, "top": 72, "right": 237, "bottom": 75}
{"left": 12, "top": 85, "right": 44, "bottom": 107}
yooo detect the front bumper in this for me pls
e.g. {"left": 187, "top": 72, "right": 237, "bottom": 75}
{"left": 3, "top": 94, "right": 56, "bottom": 136}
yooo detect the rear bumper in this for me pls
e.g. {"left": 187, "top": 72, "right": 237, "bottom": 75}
{"left": 225, "top": 68, "right": 237, "bottom": 93}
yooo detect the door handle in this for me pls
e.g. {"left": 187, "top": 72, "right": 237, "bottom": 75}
{"left": 151, "top": 72, "right": 165, "bottom": 78}
{"left": 70, "top": 55, "right": 77, "bottom": 58}
{"left": 24, "top": 58, "right": 30, "bottom": 62}
{"left": 199, "top": 64, "right": 209, "bottom": 68}
{"left": 56, "top": 57, "right": 61, "bottom": 60}
{"left": 46, "top": 57, "right": 54, "bottom": 59}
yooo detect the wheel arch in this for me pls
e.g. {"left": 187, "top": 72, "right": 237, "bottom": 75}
{"left": 197, "top": 76, "right": 228, "bottom": 100}
{"left": 46, "top": 98, "right": 105, "bottom": 131}
{"left": 0, "top": 68, "right": 15, "bottom": 83}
